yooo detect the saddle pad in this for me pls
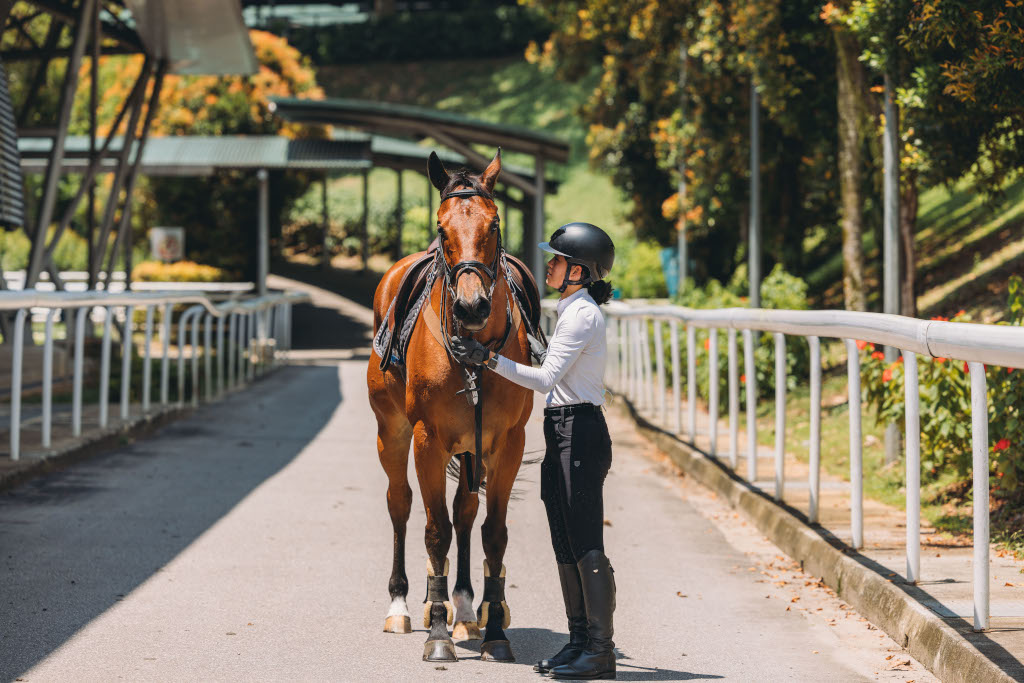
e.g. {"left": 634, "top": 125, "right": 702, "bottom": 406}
{"left": 373, "top": 272, "right": 435, "bottom": 369}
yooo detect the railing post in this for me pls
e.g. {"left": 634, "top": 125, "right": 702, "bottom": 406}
{"left": 640, "top": 319, "right": 653, "bottom": 410}
{"left": 191, "top": 311, "right": 200, "bottom": 407}
{"left": 773, "top": 332, "right": 786, "bottom": 501}
{"left": 142, "top": 305, "right": 154, "bottom": 413}
{"left": 709, "top": 327, "right": 719, "bottom": 455}
{"left": 73, "top": 307, "right": 88, "bottom": 437}
{"left": 10, "top": 309, "right": 27, "bottom": 460}
{"left": 654, "top": 319, "right": 666, "bottom": 425}
{"left": 670, "top": 319, "right": 681, "bottom": 434}
{"left": 619, "top": 317, "right": 629, "bottom": 392}
{"left": 631, "top": 319, "right": 641, "bottom": 403}
{"left": 844, "top": 339, "right": 863, "bottom": 549}
{"left": 248, "top": 312, "right": 257, "bottom": 381}
{"left": 160, "top": 302, "right": 170, "bottom": 406}
{"left": 904, "top": 350, "right": 920, "bottom": 583}
{"left": 42, "top": 309, "right": 57, "bottom": 448}
{"left": 121, "top": 305, "right": 133, "bottom": 421}
{"left": 217, "top": 314, "right": 226, "bottom": 396}
{"left": 205, "top": 314, "right": 213, "bottom": 402}
{"left": 99, "top": 306, "right": 113, "bottom": 428}
{"left": 177, "top": 309, "right": 189, "bottom": 406}
{"left": 687, "top": 323, "right": 696, "bottom": 440}
{"left": 969, "top": 360, "right": 989, "bottom": 631}
{"left": 728, "top": 327, "right": 739, "bottom": 468}
{"left": 808, "top": 336, "right": 822, "bottom": 524}
{"left": 743, "top": 329, "right": 757, "bottom": 480}
{"left": 228, "top": 312, "right": 236, "bottom": 389}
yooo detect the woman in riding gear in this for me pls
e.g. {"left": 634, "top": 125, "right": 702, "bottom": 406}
{"left": 450, "top": 222, "right": 617, "bottom": 681}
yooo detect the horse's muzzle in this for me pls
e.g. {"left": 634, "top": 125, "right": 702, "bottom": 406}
{"left": 453, "top": 295, "right": 491, "bottom": 328}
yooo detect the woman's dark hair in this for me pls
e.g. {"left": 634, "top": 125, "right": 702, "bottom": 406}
{"left": 586, "top": 279, "right": 613, "bottom": 305}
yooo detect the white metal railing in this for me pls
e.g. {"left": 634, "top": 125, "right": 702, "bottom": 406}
{"left": 4, "top": 289, "right": 307, "bottom": 463}
{"left": 540, "top": 300, "right": 1017, "bottom": 632}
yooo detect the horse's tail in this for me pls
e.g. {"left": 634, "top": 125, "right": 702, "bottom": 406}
{"left": 446, "top": 452, "right": 486, "bottom": 492}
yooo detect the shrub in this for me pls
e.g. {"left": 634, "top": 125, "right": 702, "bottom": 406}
{"left": 616, "top": 240, "right": 668, "bottom": 299}
{"left": 861, "top": 277, "right": 1024, "bottom": 493}
{"left": 132, "top": 260, "right": 229, "bottom": 283}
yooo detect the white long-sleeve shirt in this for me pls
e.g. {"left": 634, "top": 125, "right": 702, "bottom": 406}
{"left": 493, "top": 288, "right": 606, "bottom": 407}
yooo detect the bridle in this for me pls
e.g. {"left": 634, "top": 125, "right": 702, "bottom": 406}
{"left": 435, "top": 186, "right": 515, "bottom": 359}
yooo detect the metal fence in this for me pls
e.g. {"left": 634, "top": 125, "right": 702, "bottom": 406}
{"left": 540, "top": 300, "right": 1020, "bottom": 632}
{"left": 3, "top": 289, "right": 307, "bottom": 462}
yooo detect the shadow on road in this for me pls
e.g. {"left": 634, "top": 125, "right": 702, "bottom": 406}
{"left": 0, "top": 365, "right": 342, "bottom": 679}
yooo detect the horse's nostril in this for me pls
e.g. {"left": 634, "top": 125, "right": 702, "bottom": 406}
{"left": 474, "top": 297, "right": 491, "bottom": 319}
{"left": 453, "top": 299, "right": 470, "bottom": 320}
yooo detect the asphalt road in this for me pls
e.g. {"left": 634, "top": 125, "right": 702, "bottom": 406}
{"left": 0, "top": 359, "right": 932, "bottom": 681}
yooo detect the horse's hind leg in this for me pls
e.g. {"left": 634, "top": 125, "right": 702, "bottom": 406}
{"left": 451, "top": 457, "right": 481, "bottom": 641}
{"left": 413, "top": 422, "right": 458, "bottom": 662}
{"left": 377, "top": 417, "right": 414, "bottom": 634}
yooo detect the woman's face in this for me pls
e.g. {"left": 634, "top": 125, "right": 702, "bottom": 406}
{"left": 545, "top": 255, "right": 581, "bottom": 290}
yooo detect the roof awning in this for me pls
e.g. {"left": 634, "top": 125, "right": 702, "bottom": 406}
{"left": 18, "top": 135, "right": 372, "bottom": 175}
{"left": 269, "top": 97, "right": 570, "bottom": 164}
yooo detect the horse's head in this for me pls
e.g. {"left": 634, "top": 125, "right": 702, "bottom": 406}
{"left": 429, "top": 149, "right": 503, "bottom": 332}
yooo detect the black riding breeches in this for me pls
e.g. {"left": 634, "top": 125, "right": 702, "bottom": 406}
{"left": 541, "top": 408, "right": 613, "bottom": 565}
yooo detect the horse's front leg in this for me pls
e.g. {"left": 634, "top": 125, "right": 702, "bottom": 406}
{"left": 413, "top": 422, "right": 457, "bottom": 662}
{"left": 477, "top": 425, "right": 525, "bottom": 662}
{"left": 452, "top": 456, "right": 482, "bottom": 641}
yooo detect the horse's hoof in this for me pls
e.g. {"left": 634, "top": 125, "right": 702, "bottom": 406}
{"left": 452, "top": 620, "right": 482, "bottom": 641}
{"left": 480, "top": 639, "right": 515, "bottom": 662}
{"left": 383, "top": 615, "right": 412, "bottom": 634}
{"left": 423, "top": 639, "right": 458, "bottom": 662}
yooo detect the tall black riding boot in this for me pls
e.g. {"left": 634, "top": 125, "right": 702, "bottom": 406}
{"left": 550, "top": 550, "right": 616, "bottom": 680}
{"left": 534, "top": 563, "right": 588, "bottom": 673}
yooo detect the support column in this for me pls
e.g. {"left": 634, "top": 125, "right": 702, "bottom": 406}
{"left": 258, "top": 168, "right": 269, "bottom": 295}
{"left": 361, "top": 169, "right": 370, "bottom": 272}
{"left": 749, "top": 80, "right": 762, "bottom": 308}
{"left": 531, "top": 154, "right": 546, "bottom": 289}
{"left": 394, "top": 169, "right": 403, "bottom": 260}
{"left": 321, "top": 172, "right": 330, "bottom": 270}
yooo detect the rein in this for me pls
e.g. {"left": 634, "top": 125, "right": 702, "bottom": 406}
{"left": 434, "top": 185, "right": 515, "bottom": 493}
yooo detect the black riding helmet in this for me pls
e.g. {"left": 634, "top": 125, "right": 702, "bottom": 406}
{"left": 539, "top": 222, "right": 616, "bottom": 293}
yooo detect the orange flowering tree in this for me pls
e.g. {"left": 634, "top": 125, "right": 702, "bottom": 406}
{"left": 69, "top": 30, "right": 326, "bottom": 275}
{"left": 860, "top": 277, "right": 1024, "bottom": 492}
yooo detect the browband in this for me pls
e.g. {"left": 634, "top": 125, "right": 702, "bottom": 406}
{"left": 441, "top": 188, "right": 493, "bottom": 202}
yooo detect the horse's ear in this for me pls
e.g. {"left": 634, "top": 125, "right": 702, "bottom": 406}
{"left": 480, "top": 148, "right": 501, "bottom": 193}
{"left": 428, "top": 152, "right": 450, "bottom": 192}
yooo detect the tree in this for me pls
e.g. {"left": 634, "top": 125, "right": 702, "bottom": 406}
{"left": 72, "top": 30, "right": 326, "bottom": 276}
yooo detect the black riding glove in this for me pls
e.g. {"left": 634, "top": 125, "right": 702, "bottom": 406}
{"left": 527, "top": 332, "right": 547, "bottom": 364}
{"left": 450, "top": 335, "right": 490, "bottom": 366}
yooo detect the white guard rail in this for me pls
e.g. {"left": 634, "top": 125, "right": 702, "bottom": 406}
{"left": 4, "top": 289, "right": 308, "bottom": 463}
{"left": 540, "top": 300, "right": 1019, "bottom": 632}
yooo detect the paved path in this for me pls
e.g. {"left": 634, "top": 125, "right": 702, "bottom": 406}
{"left": 1, "top": 356, "right": 937, "bottom": 681}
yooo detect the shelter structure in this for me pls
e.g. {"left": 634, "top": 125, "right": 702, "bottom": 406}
{"left": 269, "top": 96, "right": 570, "bottom": 288}
{"left": 0, "top": 0, "right": 257, "bottom": 294}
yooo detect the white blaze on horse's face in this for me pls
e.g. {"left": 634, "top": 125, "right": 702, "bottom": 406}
{"left": 444, "top": 198, "right": 500, "bottom": 331}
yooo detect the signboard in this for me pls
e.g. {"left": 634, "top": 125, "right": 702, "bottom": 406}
{"left": 149, "top": 227, "right": 185, "bottom": 263}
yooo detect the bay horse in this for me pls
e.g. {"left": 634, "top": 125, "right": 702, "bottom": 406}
{"left": 367, "top": 149, "right": 534, "bottom": 663}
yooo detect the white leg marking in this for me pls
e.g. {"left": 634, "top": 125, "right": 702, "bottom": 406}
{"left": 387, "top": 597, "right": 410, "bottom": 618}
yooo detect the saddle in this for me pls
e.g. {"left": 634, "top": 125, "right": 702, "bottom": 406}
{"left": 373, "top": 243, "right": 543, "bottom": 374}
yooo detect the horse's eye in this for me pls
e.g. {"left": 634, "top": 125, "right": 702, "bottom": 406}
{"left": 437, "top": 225, "right": 446, "bottom": 240}
{"left": 490, "top": 218, "right": 500, "bottom": 233}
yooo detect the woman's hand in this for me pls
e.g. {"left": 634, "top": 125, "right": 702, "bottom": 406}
{"left": 450, "top": 336, "right": 490, "bottom": 366}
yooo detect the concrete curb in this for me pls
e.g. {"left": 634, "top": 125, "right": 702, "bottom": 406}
{"left": 617, "top": 397, "right": 1018, "bottom": 683}
{"left": 0, "top": 405, "right": 192, "bottom": 495}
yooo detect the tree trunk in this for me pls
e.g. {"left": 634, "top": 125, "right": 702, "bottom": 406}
{"left": 900, "top": 168, "right": 918, "bottom": 318}
{"left": 833, "top": 24, "right": 867, "bottom": 311}
{"left": 374, "top": 0, "right": 396, "bottom": 16}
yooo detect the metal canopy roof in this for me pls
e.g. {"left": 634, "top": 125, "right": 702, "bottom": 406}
{"left": 18, "top": 135, "right": 371, "bottom": 175}
{"left": 123, "top": 0, "right": 258, "bottom": 75}
{"left": 269, "top": 97, "right": 570, "bottom": 164}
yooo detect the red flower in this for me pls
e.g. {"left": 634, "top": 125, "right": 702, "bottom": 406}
{"left": 872, "top": 351, "right": 885, "bottom": 361}
{"left": 704, "top": 338, "right": 710, "bottom": 350}
{"left": 956, "top": 309, "right": 966, "bottom": 318}
{"left": 931, "top": 315, "right": 949, "bottom": 322}
{"left": 1009, "top": 368, "right": 1015, "bottom": 374}
{"left": 740, "top": 374, "right": 746, "bottom": 383}
{"left": 882, "top": 368, "right": 893, "bottom": 383}
{"left": 964, "top": 362, "right": 970, "bottom": 373}
{"left": 994, "top": 439, "right": 1011, "bottom": 451}
{"left": 855, "top": 340, "right": 868, "bottom": 350}
{"left": 897, "top": 356, "right": 903, "bottom": 364}
{"left": 934, "top": 357, "right": 947, "bottom": 363}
